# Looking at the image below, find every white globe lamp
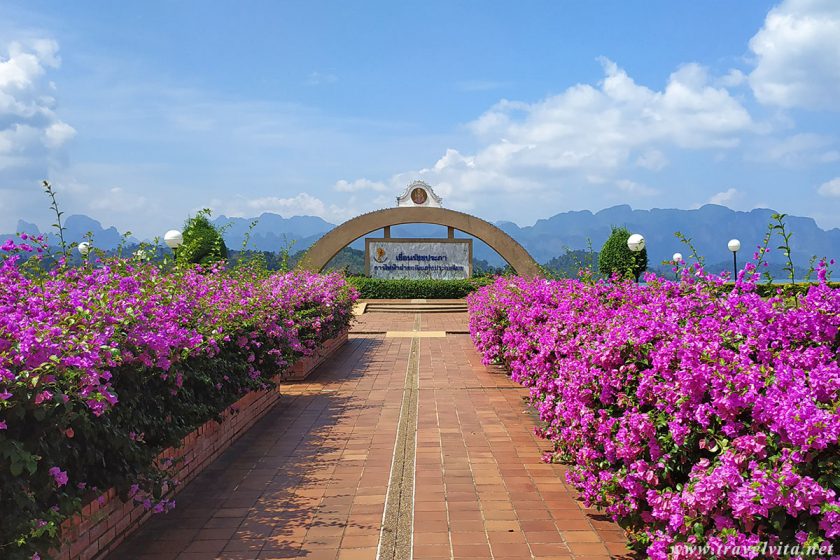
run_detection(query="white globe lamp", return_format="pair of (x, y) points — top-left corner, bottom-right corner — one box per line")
(164, 230), (183, 250)
(627, 233), (645, 252)
(625, 233), (645, 283)
(728, 239), (741, 280)
(672, 252), (683, 280)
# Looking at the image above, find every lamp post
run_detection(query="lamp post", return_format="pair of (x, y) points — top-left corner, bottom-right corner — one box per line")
(728, 239), (741, 281)
(164, 230), (183, 261)
(627, 233), (645, 283)
(77, 241), (90, 266)
(672, 252), (683, 281)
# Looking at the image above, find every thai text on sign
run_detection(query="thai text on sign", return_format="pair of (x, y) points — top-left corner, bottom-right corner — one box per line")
(366, 239), (472, 280)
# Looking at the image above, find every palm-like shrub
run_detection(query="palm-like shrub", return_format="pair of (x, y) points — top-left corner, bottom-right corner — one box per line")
(598, 225), (647, 281)
(177, 209), (228, 266)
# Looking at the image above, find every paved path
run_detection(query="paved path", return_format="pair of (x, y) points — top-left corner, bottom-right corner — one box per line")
(110, 310), (629, 560)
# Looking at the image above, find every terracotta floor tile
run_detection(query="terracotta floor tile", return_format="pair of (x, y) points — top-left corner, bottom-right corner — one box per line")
(531, 542), (574, 556)
(224, 539), (265, 552)
(181, 539), (227, 554)
(336, 547), (378, 559)
(106, 317), (627, 560)
(339, 534), (379, 548)
(451, 543), (492, 557)
(491, 541), (533, 557)
(487, 530), (527, 544)
(567, 541), (611, 555)
(262, 551), (334, 560)
(447, 520), (486, 534)
(413, 543), (452, 558)
(449, 532), (488, 545)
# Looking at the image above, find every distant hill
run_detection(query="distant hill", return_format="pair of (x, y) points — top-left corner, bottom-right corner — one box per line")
(7, 215), (138, 249)
(213, 213), (333, 253)
(498, 204), (840, 269)
(4, 206), (839, 276)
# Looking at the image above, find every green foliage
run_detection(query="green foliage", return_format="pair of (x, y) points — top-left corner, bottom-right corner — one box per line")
(321, 247), (365, 275)
(472, 259), (512, 276)
(598, 226), (647, 281)
(0, 251), (356, 558)
(753, 221), (775, 285)
(771, 213), (795, 286)
(42, 180), (67, 258)
(176, 209), (228, 266)
(543, 247), (599, 279)
(348, 277), (493, 299)
(724, 281), (840, 298)
(278, 237), (296, 272)
(674, 231), (704, 267)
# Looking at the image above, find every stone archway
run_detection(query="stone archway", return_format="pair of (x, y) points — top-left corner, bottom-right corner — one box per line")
(297, 206), (542, 277)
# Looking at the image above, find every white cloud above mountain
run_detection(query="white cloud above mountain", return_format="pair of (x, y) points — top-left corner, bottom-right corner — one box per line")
(210, 192), (356, 223)
(817, 177), (840, 197)
(0, 39), (74, 153)
(0, 38), (76, 229)
(748, 133), (840, 166)
(708, 188), (742, 206)
(748, 0), (840, 110)
(340, 58), (756, 214)
(3, 1), (840, 235)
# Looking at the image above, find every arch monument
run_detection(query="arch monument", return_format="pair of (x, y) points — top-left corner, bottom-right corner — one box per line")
(297, 182), (542, 277)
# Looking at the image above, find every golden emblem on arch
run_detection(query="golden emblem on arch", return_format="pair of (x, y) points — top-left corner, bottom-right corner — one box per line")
(411, 187), (428, 205)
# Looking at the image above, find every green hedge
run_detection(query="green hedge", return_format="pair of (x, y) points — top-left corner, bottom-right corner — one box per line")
(347, 277), (493, 299)
(719, 281), (840, 297)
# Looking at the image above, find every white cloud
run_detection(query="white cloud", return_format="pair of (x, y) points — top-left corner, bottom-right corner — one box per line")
(817, 177), (840, 197)
(43, 121), (76, 148)
(334, 178), (387, 192)
(708, 188), (742, 206)
(465, 59), (751, 169)
(635, 149), (668, 171)
(212, 193), (355, 223)
(0, 124), (40, 155)
(349, 59), (753, 213)
(615, 179), (658, 196)
(305, 71), (338, 86)
(748, 0), (840, 109)
(0, 38), (75, 176)
(89, 186), (149, 213)
(748, 133), (840, 166)
(717, 69), (746, 88)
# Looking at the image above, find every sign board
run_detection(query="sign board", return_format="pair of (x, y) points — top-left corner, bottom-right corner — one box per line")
(365, 238), (472, 280)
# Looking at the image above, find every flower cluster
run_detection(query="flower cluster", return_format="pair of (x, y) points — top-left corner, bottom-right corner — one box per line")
(467, 269), (839, 558)
(0, 240), (356, 559)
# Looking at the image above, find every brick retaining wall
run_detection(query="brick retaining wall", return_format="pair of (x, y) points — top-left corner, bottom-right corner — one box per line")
(55, 329), (348, 560)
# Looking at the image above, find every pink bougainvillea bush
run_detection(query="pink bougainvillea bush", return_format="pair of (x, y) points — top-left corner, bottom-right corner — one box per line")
(468, 268), (839, 559)
(0, 239), (356, 559)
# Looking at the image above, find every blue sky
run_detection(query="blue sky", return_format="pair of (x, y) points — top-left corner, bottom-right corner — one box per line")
(1, 0), (839, 238)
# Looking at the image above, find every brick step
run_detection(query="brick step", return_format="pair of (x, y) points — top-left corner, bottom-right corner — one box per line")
(365, 304), (467, 313)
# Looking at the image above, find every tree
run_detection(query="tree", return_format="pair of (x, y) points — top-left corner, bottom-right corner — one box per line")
(177, 209), (228, 266)
(598, 226), (647, 281)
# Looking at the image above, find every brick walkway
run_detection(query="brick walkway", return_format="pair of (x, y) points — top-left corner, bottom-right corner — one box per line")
(109, 310), (629, 560)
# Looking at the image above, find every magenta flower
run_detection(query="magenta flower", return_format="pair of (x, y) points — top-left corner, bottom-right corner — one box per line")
(467, 270), (840, 555)
(0, 252), (357, 557)
(48, 467), (68, 487)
